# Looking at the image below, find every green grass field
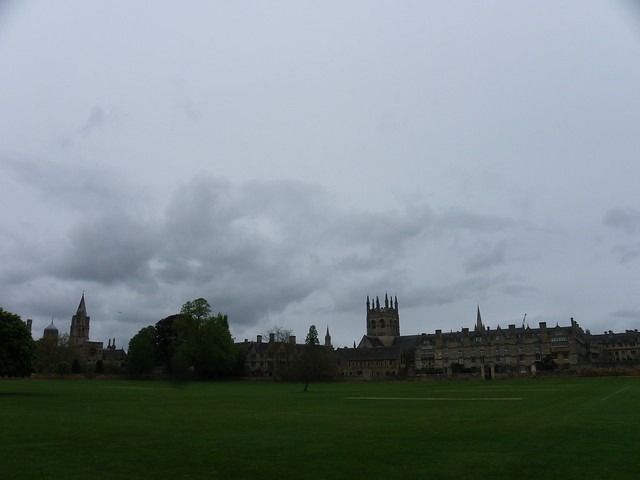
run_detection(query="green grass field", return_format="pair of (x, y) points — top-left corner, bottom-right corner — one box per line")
(1, 377), (638, 479)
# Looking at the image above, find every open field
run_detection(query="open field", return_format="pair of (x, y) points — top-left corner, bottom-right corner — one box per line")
(1, 377), (638, 479)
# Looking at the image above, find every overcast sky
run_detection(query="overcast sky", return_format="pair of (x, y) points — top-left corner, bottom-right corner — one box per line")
(2, 1), (640, 349)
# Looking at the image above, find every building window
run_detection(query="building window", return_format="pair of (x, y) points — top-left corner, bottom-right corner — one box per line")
(551, 336), (568, 348)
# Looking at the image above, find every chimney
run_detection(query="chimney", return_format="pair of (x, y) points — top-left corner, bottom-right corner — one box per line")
(289, 335), (296, 344)
(269, 333), (275, 343)
(257, 335), (262, 343)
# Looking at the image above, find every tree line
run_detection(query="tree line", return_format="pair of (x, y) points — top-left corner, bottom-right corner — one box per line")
(1, 299), (337, 387)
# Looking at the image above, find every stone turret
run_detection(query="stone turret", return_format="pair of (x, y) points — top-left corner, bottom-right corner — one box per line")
(366, 293), (400, 337)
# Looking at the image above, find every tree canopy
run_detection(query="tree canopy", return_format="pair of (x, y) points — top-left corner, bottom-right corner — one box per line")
(0, 308), (36, 377)
(305, 325), (319, 345)
(35, 333), (82, 374)
(128, 326), (157, 375)
(174, 298), (236, 379)
(127, 298), (240, 380)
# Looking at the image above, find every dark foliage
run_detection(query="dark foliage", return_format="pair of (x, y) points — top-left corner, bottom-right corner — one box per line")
(0, 308), (36, 377)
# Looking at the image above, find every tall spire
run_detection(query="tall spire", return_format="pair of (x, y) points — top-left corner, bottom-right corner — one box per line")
(77, 293), (86, 315)
(366, 295), (370, 311)
(324, 326), (332, 348)
(476, 305), (484, 331)
(385, 293), (389, 308)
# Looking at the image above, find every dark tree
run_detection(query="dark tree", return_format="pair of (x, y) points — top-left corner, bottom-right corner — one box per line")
(54, 361), (71, 375)
(0, 308), (36, 377)
(155, 314), (180, 371)
(286, 345), (337, 392)
(305, 325), (319, 345)
(174, 298), (238, 379)
(35, 333), (82, 374)
(128, 326), (157, 375)
(535, 354), (558, 371)
(71, 359), (82, 373)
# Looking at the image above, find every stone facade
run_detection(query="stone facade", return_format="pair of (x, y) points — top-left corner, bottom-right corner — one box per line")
(239, 334), (305, 379)
(334, 296), (614, 380)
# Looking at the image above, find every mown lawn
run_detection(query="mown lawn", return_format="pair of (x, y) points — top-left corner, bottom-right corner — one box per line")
(1, 377), (638, 479)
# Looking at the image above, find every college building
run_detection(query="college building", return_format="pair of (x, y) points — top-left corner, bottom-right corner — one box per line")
(334, 294), (639, 380)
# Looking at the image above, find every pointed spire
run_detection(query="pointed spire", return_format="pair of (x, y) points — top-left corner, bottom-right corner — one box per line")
(394, 296), (398, 310)
(324, 326), (331, 347)
(77, 293), (86, 315)
(375, 296), (380, 309)
(476, 305), (484, 331)
(385, 293), (389, 308)
(366, 295), (370, 311)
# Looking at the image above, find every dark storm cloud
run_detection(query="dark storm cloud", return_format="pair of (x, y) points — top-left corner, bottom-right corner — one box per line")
(49, 212), (161, 286)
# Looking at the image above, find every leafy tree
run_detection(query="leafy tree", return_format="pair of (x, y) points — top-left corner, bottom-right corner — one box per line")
(54, 361), (71, 375)
(305, 325), (319, 345)
(0, 308), (36, 377)
(285, 345), (336, 392)
(535, 354), (558, 372)
(174, 298), (237, 379)
(128, 326), (157, 375)
(265, 325), (294, 343)
(35, 333), (82, 374)
(155, 314), (180, 371)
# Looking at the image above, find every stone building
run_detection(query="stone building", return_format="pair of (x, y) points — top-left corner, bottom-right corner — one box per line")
(47, 293), (127, 373)
(239, 334), (305, 379)
(335, 295), (594, 380)
(335, 294), (419, 379)
(587, 329), (640, 365)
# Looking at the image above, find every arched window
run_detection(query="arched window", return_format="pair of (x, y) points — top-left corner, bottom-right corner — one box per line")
(370, 320), (376, 329)
(380, 319), (385, 328)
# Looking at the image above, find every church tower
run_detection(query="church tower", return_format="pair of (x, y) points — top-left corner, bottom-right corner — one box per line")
(69, 293), (90, 346)
(366, 293), (400, 337)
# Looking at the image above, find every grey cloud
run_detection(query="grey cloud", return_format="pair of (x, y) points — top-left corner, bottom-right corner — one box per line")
(611, 243), (640, 263)
(0, 171), (522, 336)
(50, 212), (161, 287)
(1, 155), (145, 212)
(603, 206), (640, 234)
(464, 242), (507, 273)
(611, 308), (640, 319)
(434, 209), (517, 232)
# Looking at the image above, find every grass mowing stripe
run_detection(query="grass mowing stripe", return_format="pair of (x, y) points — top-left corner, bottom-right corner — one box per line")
(345, 396), (522, 400)
(600, 386), (630, 401)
